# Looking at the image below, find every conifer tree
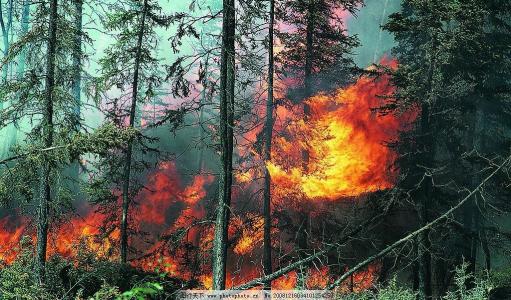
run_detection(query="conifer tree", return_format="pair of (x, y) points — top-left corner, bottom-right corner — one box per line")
(384, 0), (511, 297)
(92, 0), (174, 264)
(0, 0), (136, 284)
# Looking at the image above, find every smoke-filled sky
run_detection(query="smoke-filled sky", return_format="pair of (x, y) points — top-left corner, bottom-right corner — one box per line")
(348, 0), (400, 67)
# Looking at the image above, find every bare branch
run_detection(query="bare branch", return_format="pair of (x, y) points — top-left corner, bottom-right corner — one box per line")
(325, 154), (511, 290)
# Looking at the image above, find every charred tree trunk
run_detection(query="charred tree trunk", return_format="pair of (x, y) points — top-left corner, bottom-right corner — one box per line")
(120, 0), (148, 264)
(263, 0), (275, 290)
(36, 0), (58, 285)
(212, 0), (235, 290)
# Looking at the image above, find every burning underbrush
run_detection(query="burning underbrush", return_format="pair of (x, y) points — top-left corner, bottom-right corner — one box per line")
(0, 60), (414, 292)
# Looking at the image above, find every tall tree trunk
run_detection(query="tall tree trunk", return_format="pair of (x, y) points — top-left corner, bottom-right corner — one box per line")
(262, 0), (275, 290)
(66, 0), (83, 187)
(17, 0), (30, 83)
(0, 0), (12, 88)
(72, 0), (82, 127)
(197, 53), (210, 173)
(8, 0), (30, 148)
(0, 0), (13, 157)
(120, 0), (148, 264)
(36, 0), (58, 285)
(212, 0), (235, 290)
(296, 0), (315, 290)
(416, 36), (439, 299)
(417, 102), (432, 300)
(463, 98), (486, 286)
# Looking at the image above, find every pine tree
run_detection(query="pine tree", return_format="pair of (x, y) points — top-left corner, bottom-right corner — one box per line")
(384, 0), (511, 297)
(36, 0), (58, 284)
(276, 0), (360, 101)
(0, 0), (135, 285)
(92, 0), (175, 264)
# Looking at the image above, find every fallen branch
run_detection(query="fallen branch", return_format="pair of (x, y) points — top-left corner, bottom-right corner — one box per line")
(325, 154), (511, 290)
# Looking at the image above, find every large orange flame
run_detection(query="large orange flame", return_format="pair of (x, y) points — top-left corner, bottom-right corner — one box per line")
(268, 60), (411, 200)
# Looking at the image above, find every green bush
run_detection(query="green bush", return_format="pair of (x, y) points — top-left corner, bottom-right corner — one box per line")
(443, 262), (491, 300)
(0, 237), (54, 300)
(338, 278), (416, 300)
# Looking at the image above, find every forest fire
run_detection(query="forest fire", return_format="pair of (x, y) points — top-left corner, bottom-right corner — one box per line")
(0, 216), (27, 264)
(268, 60), (408, 200)
(0, 0), (505, 297)
(48, 210), (119, 260)
(0, 64), (400, 292)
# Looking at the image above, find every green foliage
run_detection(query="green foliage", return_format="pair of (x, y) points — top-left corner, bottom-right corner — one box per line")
(69, 123), (139, 159)
(0, 123), (136, 209)
(339, 278), (416, 300)
(87, 281), (163, 300)
(118, 282), (163, 300)
(0, 239), (179, 299)
(490, 266), (511, 288)
(443, 262), (491, 300)
(276, 0), (361, 100)
(86, 282), (120, 300)
(0, 238), (54, 300)
(339, 267), (494, 300)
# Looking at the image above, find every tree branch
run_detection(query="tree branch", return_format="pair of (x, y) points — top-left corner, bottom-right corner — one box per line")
(0, 145), (67, 165)
(325, 154), (511, 290)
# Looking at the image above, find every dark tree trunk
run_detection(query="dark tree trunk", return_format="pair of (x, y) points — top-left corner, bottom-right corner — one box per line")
(263, 0), (275, 290)
(197, 53), (210, 173)
(66, 0), (83, 185)
(36, 0), (58, 285)
(212, 0), (235, 290)
(0, 0), (14, 156)
(296, 0), (315, 289)
(417, 102), (432, 299)
(120, 0), (148, 264)
(463, 99), (486, 286)
(416, 38), (438, 299)
(72, 0), (83, 127)
(7, 0), (30, 148)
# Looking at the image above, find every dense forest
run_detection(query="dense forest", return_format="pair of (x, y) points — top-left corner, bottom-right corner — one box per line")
(0, 0), (511, 299)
